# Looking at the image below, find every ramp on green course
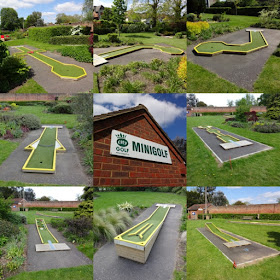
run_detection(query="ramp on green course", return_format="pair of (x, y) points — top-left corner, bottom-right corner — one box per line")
(14, 46), (87, 80)
(206, 222), (239, 242)
(36, 218), (58, 244)
(198, 126), (239, 143)
(194, 31), (268, 55)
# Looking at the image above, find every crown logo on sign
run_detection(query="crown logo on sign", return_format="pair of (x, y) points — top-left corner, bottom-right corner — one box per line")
(116, 133), (126, 139)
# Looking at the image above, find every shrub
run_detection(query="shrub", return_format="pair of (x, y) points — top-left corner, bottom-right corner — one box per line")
(20, 114), (41, 130)
(50, 218), (67, 230)
(187, 21), (210, 38)
(0, 219), (19, 238)
(213, 13), (230, 22)
(65, 217), (93, 238)
(48, 102), (73, 114)
(107, 33), (120, 43)
(28, 25), (72, 43)
(117, 202), (134, 212)
(93, 34), (99, 42)
(175, 32), (183, 39)
(127, 23), (146, 33)
(71, 25), (83, 36)
(253, 123), (280, 133)
(58, 46), (92, 63)
(229, 122), (246, 128)
(49, 35), (90, 45)
(177, 56), (187, 89)
(187, 13), (197, 22)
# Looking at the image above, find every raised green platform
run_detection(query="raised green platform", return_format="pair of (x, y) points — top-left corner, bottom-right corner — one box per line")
(205, 222), (239, 242)
(35, 218), (58, 244)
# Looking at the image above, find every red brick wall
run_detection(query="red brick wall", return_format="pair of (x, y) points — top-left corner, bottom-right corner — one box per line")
(209, 204), (280, 214)
(94, 111), (186, 187)
(0, 94), (72, 102)
(23, 201), (81, 208)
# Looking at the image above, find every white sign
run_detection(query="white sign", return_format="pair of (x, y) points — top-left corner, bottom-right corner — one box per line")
(110, 130), (172, 164)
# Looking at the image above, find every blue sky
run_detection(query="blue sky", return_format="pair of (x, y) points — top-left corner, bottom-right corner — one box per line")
(187, 187), (280, 205)
(0, 0), (84, 23)
(93, 94), (186, 140)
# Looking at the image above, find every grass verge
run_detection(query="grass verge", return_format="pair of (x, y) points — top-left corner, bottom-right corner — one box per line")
(0, 140), (19, 165)
(15, 79), (47, 94)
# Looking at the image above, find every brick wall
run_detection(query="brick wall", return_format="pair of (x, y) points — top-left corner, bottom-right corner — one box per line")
(0, 94), (72, 102)
(94, 110), (186, 187)
(23, 201), (81, 208)
(209, 204), (280, 214)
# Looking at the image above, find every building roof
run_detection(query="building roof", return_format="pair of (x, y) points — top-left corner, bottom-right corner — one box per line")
(12, 198), (26, 204)
(93, 5), (104, 12)
(93, 104), (186, 163)
(188, 203), (213, 211)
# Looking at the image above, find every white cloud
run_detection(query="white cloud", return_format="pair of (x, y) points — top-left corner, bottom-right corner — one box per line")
(233, 191), (280, 204)
(93, 104), (111, 115)
(42, 11), (57, 23)
(25, 0), (54, 3)
(54, 1), (83, 13)
(42, 12), (56, 16)
(225, 187), (243, 189)
(94, 94), (185, 128)
(93, 0), (113, 7)
(0, 0), (33, 9)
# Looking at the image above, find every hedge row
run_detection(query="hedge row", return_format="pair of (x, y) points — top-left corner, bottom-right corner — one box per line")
(198, 213), (280, 220)
(20, 207), (78, 211)
(49, 35), (90, 45)
(205, 6), (271, 16)
(29, 26), (72, 43)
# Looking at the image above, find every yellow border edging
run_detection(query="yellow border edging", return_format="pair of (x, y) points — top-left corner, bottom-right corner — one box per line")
(35, 218), (58, 244)
(206, 222), (239, 242)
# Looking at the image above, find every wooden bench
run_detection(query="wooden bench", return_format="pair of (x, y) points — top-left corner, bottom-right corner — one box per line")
(243, 216), (254, 220)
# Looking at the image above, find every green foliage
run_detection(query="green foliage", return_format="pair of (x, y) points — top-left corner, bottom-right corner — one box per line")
(74, 201), (93, 218)
(48, 102), (73, 114)
(0, 8), (21, 30)
(28, 25), (72, 43)
(253, 123), (280, 133)
(213, 13), (230, 22)
(107, 33), (120, 43)
(235, 99), (251, 122)
(50, 218), (67, 231)
(25, 11), (44, 28)
(112, 0), (127, 35)
(186, 13), (197, 22)
(175, 32), (183, 39)
(117, 202), (134, 212)
(58, 46), (92, 63)
(266, 93), (280, 120)
(0, 41), (8, 64)
(0, 197), (12, 220)
(20, 114), (41, 129)
(49, 35), (90, 45)
(65, 217), (93, 238)
(0, 219), (19, 238)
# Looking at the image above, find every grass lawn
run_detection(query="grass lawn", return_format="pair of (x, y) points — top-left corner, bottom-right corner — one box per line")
(16, 211), (74, 224)
(201, 14), (260, 29)
(10, 105), (78, 129)
(187, 115), (280, 186)
(0, 139), (19, 165)
(187, 219), (280, 280)
(7, 265), (93, 280)
(15, 79), (47, 94)
(99, 32), (186, 50)
(187, 61), (247, 92)
(254, 55), (280, 93)
(94, 191), (186, 211)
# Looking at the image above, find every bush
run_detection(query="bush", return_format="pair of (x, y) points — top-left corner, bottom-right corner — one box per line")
(187, 13), (197, 22)
(187, 21), (210, 38)
(93, 34), (99, 42)
(49, 35), (90, 45)
(20, 114), (41, 130)
(213, 13), (230, 22)
(58, 46), (92, 63)
(65, 217), (93, 238)
(229, 121), (247, 128)
(175, 32), (183, 39)
(253, 123), (280, 133)
(48, 102), (73, 114)
(28, 25), (72, 43)
(50, 218), (67, 230)
(107, 33), (120, 43)
(0, 219), (19, 238)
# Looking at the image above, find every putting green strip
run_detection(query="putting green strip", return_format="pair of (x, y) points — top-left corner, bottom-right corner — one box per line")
(194, 31), (268, 55)
(199, 126), (239, 143)
(114, 206), (170, 246)
(22, 127), (66, 173)
(35, 218), (58, 244)
(99, 44), (184, 59)
(206, 223), (239, 242)
(14, 46), (87, 80)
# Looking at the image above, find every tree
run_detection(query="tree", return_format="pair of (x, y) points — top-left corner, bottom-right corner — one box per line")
(172, 136), (186, 160)
(101, 8), (113, 21)
(277, 198), (280, 203)
(0, 195), (12, 220)
(266, 93), (280, 120)
(56, 13), (83, 24)
(0, 8), (21, 31)
(197, 101), (207, 107)
(187, 0), (206, 16)
(24, 188), (36, 201)
(258, 93), (271, 106)
(81, 187), (94, 201)
(187, 94), (198, 107)
(235, 94), (255, 122)
(186, 190), (203, 207)
(112, 0), (127, 36)
(83, 0), (93, 21)
(25, 11), (44, 28)
(233, 200), (247, 205)
(172, 0), (186, 22)
(227, 100), (234, 107)
(196, 187), (216, 203)
(37, 196), (51, 201)
(212, 191), (229, 206)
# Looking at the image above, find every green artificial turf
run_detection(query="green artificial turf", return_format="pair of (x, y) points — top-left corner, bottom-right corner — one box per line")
(120, 207), (169, 243)
(187, 115), (280, 186)
(0, 140), (19, 165)
(15, 79), (47, 94)
(187, 61), (247, 93)
(195, 31), (266, 54)
(187, 219), (280, 280)
(25, 127), (56, 170)
(36, 219), (57, 244)
(7, 265), (93, 280)
(16, 46), (86, 78)
(205, 222), (239, 242)
(94, 191), (186, 211)
(205, 127), (239, 142)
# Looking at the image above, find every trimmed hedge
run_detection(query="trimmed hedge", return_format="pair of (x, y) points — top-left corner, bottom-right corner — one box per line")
(49, 35), (90, 45)
(20, 207), (78, 211)
(28, 26), (72, 43)
(198, 213), (280, 220)
(205, 6), (271, 16)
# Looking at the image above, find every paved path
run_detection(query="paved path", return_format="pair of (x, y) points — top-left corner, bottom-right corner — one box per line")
(9, 45), (93, 94)
(187, 28), (280, 91)
(27, 224), (92, 271)
(0, 127), (89, 185)
(94, 204), (182, 280)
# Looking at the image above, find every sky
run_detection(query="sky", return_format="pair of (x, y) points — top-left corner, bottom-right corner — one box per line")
(24, 187), (84, 201)
(94, 0), (113, 7)
(193, 93), (262, 107)
(93, 93), (186, 140)
(0, 0), (84, 23)
(188, 187), (280, 205)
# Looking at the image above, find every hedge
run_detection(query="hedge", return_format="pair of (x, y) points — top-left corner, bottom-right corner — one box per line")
(28, 26), (72, 43)
(198, 213), (280, 220)
(20, 207), (78, 211)
(205, 6), (271, 16)
(49, 35), (90, 45)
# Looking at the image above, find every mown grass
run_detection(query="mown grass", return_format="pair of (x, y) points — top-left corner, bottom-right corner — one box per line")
(187, 219), (280, 280)
(11, 105), (78, 129)
(15, 79), (47, 94)
(187, 61), (247, 93)
(0, 139), (19, 165)
(7, 265), (93, 280)
(16, 211), (74, 224)
(94, 191), (186, 211)
(99, 32), (186, 50)
(187, 115), (280, 186)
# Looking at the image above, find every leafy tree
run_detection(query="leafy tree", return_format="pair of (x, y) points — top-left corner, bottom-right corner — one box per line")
(56, 13), (83, 24)
(227, 100), (234, 107)
(83, 0), (93, 21)
(233, 200), (247, 205)
(101, 8), (113, 21)
(37, 196), (51, 201)
(187, 0), (206, 16)
(81, 187), (94, 201)
(24, 188), (36, 201)
(112, 0), (127, 36)
(74, 201), (93, 218)
(0, 195), (12, 220)
(258, 93), (271, 106)
(212, 191), (229, 206)
(0, 41), (8, 64)
(196, 187), (216, 203)
(187, 94), (198, 107)
(25, 11), (44, 28)
(235, 94), (255, 122)
(266, 93), (280, 120)
(0, 8), (21, 30)
(197, 101), (207, 107)
(186, 190), (202, 207)
(172, 136), (186, 160)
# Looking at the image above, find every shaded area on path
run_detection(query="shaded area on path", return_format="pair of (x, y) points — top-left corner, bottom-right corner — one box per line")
(187, 28), (280, 91)
(94, 203), (182, 280)
(27, 224), (92, 271)
(0, 127), (89, 185)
